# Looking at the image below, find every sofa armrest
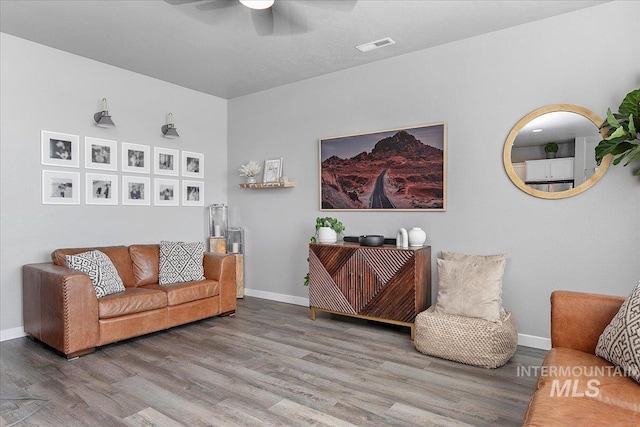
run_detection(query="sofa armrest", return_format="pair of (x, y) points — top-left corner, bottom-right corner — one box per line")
(23, 263), (99, 357)
(203, 253), (236, 314)
(550, 290), (625, 354)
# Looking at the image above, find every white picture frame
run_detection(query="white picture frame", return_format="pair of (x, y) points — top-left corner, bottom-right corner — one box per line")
(86, 173), (118, 205)
(263, 157), (283, 183)
(121, 142), (150, 174)
(85, 137), (117, 171)
(122, 176), (151, 206)
(182, 180), (204, 206)
(41, 130), (79, 168)
(154, 178), (179, 206)
(42, 170), (80, 204)
(181, 151), (204, 179)
(154, 147), (179, 176)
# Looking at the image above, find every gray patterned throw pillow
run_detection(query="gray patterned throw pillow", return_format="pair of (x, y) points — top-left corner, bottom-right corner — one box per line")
(159, 240), (205, 285)
(66, 250), (125, 298)
(595, 280), (640, 383)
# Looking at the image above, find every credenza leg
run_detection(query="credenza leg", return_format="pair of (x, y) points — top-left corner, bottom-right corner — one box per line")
(310, 307), (316, 321)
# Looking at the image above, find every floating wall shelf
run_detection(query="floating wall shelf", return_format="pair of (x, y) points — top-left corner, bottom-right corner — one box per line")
(239, 182), (295, 189)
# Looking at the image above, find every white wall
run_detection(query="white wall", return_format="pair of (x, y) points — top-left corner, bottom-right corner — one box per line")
(228, 1), (640, 347)
(0, 34), (228, 339)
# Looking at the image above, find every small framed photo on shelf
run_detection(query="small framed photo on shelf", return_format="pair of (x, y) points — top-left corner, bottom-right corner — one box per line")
(122, 176), (151, 206)
(182, 151), (204, 179)
(85, 137), (117, 171)
(122, 142), (150, 174)
(86, 173), (118, 205)
(263, 157), (283, 183)
(154, 178), (179, 206)
(182, 180), (204, 206)
(41, 130), (79, 168)
(154, 147), (179, 176)
(42, 170), (80, 205)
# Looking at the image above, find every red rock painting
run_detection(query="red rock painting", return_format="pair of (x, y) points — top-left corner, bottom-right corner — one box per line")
(320, 124), (445, 210)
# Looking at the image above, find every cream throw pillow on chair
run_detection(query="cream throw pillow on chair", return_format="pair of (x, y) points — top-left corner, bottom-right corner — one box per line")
(434, 257), (506, 323)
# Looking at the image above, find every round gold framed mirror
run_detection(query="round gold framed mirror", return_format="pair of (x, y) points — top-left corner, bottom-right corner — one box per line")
(503, 104), (612, 199)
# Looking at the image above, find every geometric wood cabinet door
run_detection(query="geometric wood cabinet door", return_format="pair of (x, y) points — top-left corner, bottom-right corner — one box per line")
(308, 243), (431, 339)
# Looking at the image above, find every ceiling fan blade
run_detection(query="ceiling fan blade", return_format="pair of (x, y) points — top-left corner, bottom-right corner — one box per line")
(250, 8), (274, 36)
(196, 0), (238, 11)
(268, 2), (309, 36)
(164, 0), (204, 5)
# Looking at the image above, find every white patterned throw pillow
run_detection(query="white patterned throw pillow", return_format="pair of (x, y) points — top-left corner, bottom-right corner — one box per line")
(159, 240), (205, 285)
(66, 250), (125, 298)
(595, 280), (640, 383)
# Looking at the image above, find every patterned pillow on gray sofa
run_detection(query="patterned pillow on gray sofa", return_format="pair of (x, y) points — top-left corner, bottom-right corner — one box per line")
(159, 240), (205, 285)
(66, 250), (125, 298)
(595, 280), (640, 383)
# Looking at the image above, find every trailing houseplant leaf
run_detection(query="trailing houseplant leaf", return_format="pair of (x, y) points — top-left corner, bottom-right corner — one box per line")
(595, 89), (640, 176)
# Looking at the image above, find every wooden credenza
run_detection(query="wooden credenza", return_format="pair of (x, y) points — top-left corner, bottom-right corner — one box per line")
(308, 243), (431, 339)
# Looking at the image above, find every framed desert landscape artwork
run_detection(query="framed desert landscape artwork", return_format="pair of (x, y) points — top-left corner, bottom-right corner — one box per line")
(319, 123), (446, 211)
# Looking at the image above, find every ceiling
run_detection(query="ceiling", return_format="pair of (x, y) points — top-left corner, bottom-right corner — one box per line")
(0, 0), (608, 99)
(514, 112), (600, 147)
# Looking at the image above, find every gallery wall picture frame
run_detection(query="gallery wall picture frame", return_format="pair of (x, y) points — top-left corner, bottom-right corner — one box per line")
(121, 142), (150, 174)
(154, 147), (179, 176)
(85, 137), (117, 171)
(41, 130), (80, 168)
(154, 178), (179, 206)
(182, 180), (204, 206)
(86, 173), (119, 205)
(42, 170), (80, 205)
(263, 158), (283, 183)
(122, 176), (151, 206)
(319, 122), (447, 211)
(182, 151), (204, 179)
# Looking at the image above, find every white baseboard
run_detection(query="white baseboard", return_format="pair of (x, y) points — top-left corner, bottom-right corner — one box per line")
(517, 333), (551, 350)
(0, 326), (26, 342)
(243, 288), (309, 307)
(243, 289), (551, 350)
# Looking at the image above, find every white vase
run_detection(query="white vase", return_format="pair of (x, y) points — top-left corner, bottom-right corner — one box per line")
(396, 228), (408, 249)
(408, 227), (426, 247)
(246, 176), (257, 184)
(317, 227), (337, 244)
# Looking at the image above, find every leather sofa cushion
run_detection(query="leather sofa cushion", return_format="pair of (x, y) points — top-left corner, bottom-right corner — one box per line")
(52, 246), (136, 287)
(142, 280), (219, 306)
(98, 288), (167, 319)
(538, 348), (640, 412)
(523, 387), (640, 426)
(129, 244), (160, 286)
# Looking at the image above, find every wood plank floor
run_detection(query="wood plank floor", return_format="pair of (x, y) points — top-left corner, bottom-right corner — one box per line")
(1, 297), (545, 426)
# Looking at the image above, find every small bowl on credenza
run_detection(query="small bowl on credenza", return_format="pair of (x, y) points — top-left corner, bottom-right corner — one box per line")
(358, 235), (385, 247)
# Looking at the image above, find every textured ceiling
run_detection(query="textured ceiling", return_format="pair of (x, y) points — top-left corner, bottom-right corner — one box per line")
(0, 0), (608, 99)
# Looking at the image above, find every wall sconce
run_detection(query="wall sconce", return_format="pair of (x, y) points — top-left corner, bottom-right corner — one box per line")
(94, 98), (115, 127)
(161, 113), (179, 139)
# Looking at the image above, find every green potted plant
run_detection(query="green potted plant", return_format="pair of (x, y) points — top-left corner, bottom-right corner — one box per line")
(304, 217), (345, 286)
(544, 142), (559, 159)
(313, 217), (345, 244)
(595, 88), (640, 176)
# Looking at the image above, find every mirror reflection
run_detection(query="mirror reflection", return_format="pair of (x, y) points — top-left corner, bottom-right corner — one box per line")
(503, 105), (611, 199)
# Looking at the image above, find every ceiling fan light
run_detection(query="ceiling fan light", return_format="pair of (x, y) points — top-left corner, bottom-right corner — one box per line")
(239, 0), (274, 10)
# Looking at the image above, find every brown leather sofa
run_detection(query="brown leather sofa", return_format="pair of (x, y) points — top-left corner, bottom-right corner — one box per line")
(523, 291), (640, 426)
(23, 244), (236, 358)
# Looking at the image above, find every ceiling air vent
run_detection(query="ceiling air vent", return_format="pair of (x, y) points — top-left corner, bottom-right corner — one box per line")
(355, 37), (396, 53)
